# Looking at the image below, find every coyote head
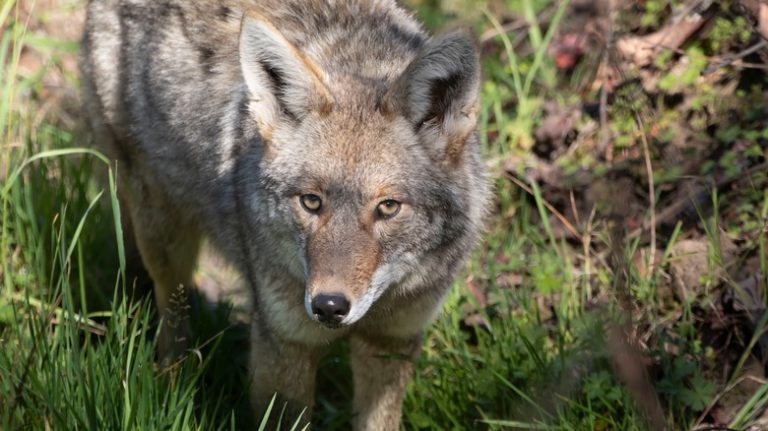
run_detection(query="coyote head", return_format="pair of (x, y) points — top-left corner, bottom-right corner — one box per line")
(239, 13), (484, 328)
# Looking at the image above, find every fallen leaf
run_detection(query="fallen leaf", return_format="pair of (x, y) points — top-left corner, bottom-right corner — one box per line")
(617, 14), (708, 66)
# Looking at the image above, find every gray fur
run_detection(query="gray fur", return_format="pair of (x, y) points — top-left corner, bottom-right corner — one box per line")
(80, 0), (490, 429)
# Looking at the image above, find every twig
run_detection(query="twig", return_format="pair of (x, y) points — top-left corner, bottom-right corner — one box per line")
(480, 4), (559, 45)
(504, 172), (580, 239)
(8, 292), (107, 334)
(569, 189), (581, 226)
(727, 61), (768, 69)
(694, 373), (768, 428)
(479, 18), (528, 44)
(704, 39), (768, 74)
(599, 0), (617, 161)
(583, 205), (597, 300)
(627, 161), (768, 240)
(600, 63), (611, 161)
(635, 112), (657, 275)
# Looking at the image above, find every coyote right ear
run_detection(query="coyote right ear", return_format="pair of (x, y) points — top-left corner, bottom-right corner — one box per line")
(239, 14), (333, 133)
(385, 31), (480, 164)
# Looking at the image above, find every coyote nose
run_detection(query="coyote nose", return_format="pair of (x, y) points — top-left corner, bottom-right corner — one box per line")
(311, 293), (350, 324)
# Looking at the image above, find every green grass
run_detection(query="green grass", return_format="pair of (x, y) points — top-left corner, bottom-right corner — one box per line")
(3, 0), (768, 429)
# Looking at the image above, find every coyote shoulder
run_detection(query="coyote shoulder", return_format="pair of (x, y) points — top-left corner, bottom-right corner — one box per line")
(81, 0), (489, 428)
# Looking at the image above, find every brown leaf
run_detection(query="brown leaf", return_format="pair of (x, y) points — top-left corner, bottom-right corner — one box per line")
(617, 15), (708, 66)
(549, 32), (588, 70)
(464, 276), (487, 307)
(759, 3), (768, 40)
(496, 272), (523, 288)
(534, 104), (582, 155)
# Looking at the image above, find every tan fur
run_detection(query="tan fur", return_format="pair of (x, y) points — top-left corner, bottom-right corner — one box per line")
(80, 1), (489, 429)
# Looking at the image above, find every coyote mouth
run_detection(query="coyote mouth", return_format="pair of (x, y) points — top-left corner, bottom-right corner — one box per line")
(306, 311), (347, 329)
(317, 320), (344, 330)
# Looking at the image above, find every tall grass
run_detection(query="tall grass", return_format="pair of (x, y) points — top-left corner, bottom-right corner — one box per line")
(1, 2), (236, 429)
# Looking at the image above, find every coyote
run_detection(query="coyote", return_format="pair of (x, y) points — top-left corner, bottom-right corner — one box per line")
(81, 0), (489, 428)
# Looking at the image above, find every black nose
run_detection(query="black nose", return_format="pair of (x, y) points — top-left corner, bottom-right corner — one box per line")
(311, 293), (350, 324)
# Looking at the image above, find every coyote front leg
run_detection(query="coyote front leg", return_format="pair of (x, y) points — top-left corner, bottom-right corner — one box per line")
(351, 333), (422, 431)
(125, 190), (200, 362)
(249, 321), (324, 427)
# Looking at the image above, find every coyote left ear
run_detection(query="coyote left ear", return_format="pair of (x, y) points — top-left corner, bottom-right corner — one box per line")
(385, 31), (480, 163)
(239, 13), (333, 135)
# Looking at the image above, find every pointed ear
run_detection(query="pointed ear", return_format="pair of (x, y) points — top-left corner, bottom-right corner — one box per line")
(385, 31), (480, 163)
(239, 13), (333, 133)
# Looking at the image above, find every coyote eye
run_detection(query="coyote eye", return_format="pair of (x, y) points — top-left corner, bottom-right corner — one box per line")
(300, 194), (322, 213)
(376, 200), (401, 219)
